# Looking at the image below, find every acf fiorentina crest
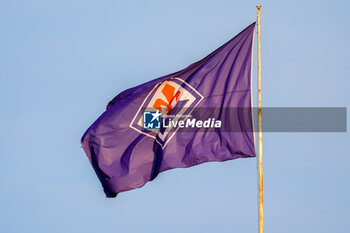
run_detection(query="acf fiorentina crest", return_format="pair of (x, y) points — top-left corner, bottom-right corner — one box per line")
(129, 77), (203, 148)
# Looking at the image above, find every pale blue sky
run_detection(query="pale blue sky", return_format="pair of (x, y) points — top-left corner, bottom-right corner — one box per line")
(1, 1), (349, 232)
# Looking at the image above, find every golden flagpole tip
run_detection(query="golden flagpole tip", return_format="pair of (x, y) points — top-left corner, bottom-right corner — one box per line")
(256, 5), (261, 9)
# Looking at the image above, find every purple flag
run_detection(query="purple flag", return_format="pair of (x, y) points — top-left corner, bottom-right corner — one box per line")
(81, 23), (256, 197)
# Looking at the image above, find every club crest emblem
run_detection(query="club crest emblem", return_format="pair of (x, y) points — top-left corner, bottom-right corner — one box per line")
(129, 77), (203, 148)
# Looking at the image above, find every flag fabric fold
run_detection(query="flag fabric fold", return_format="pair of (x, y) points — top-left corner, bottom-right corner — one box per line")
(81, 22), (256, 197)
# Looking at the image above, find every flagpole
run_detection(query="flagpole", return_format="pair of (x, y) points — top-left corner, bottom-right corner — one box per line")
(256, 4), (264, 233)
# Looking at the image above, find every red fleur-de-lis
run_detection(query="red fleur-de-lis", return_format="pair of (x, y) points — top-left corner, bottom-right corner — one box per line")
(153, 84), (180, 114)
